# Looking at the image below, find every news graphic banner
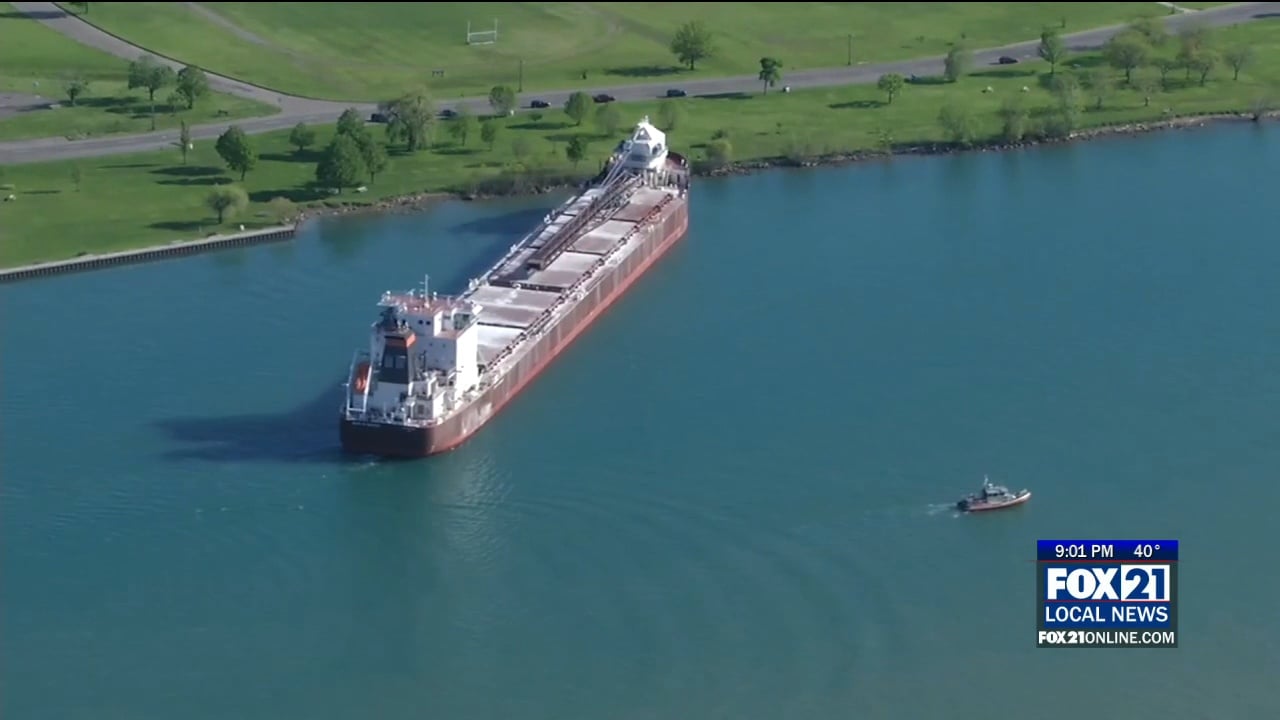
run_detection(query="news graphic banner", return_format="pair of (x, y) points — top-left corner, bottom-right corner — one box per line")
(1036, 540), (1178, 649)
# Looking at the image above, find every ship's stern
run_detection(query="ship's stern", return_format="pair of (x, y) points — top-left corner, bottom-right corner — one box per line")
(339, 417), (437, 458)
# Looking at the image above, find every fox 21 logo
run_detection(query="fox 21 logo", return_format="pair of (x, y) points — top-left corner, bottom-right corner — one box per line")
(1045, 565), (1172, 601)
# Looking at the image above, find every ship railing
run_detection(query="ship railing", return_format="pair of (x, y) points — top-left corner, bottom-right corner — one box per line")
(479, 193), (678, 379)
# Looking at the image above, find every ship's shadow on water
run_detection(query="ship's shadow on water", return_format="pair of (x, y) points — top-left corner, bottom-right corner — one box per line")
(448, 205), (561, 280)
(450, 206), (554, 237)
(153, 204), (565, 465)
(152, 384), (364, 465)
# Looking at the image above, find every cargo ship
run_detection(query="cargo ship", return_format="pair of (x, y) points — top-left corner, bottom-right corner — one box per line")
(339, 116), (690, 457)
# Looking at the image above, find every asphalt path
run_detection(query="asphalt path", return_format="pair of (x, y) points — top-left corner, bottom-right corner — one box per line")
(2, 1), (1277, 165)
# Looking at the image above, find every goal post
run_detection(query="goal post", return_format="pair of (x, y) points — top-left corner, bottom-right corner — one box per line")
(466, 19), (499, 46)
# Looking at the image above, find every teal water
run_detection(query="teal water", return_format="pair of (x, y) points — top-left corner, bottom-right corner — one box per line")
(3, 124), (1278, 719)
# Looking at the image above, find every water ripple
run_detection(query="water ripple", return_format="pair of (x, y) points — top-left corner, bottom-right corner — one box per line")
(489, 465), (911, 716)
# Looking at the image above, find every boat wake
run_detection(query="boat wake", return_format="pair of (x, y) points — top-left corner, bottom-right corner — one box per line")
(925, 502), (961, 518)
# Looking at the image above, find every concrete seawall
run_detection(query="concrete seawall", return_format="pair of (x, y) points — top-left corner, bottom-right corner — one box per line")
(0, 224), (298, 283)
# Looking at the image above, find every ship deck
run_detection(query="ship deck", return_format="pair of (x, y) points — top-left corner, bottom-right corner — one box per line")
(469, 184), (679, 367)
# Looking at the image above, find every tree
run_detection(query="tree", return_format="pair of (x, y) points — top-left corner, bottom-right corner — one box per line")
(70, 164), (83, 192)
(670, 21), (714, 70)
(381, 92), (434, 151)
(876, 73), (905, 104)
(656, 100), (683, 131)
(1047, 74), (1083, 136)
(347, 127), (388, 183)
(175, 65), (209, 109)
(1175, 26), (1212, 82)
(66, 1), (88, 13)
(1038, 29), (1066, 76)
(1189, 53), (1217, 86)
(266, 196), (297, 224)
(996, 97), (1030, 143)
(488, 85), (516, 116)
(480, 120), (501, 150)
(1224, 46), (1254, 81)
(1177, 24), (1211, 55)
(205, 185), (248, 224)
(943, 45), (971, 83)
(1133, 76), (1160, 107)
(448, 110), (478, 146)
(1080, 69), (1112, 110)
(937, 104), (975, 145)
(172, 120), (192, 165)
(214, 125), (257, 181)
(758, 57), (782, 95)
(564, 91), (592, 126)
(362, 139), (388, 184)
(594, 103), (622, 135)
(63, 76), (89, 106)
(127, 55), (175, 128)
(705, 138), (732, 168)
(336, 108), (364, 138)
(1103, 33), (1149, 84)
(1153, 57), (1177, 88)
(565, 135), (589, 168)
(127, 56), (175, 104)
(315, 134), (366, 191)
(1130, 16), (1168, 47)
(289, 122), (316, 155)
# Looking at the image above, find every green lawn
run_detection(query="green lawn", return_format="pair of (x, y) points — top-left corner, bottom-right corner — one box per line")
(61, 2), (1183, 101)
(0, 2), (276, 141)
(2, 18), (1278, 269)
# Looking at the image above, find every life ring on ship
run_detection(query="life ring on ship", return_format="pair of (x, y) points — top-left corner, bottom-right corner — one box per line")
(352, 362), (371, 393)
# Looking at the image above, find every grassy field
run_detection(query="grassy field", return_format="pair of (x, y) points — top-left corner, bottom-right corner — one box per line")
(58, 2), (1198, 101)
(0, 3), (275, 141)
(2, 17), (1277, 269)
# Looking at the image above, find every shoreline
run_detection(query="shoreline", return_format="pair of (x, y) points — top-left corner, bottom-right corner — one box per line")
(2, 110), (1275, 283)
(0, 224), (296, 283)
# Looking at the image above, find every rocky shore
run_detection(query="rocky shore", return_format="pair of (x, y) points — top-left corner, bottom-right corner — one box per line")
(700, 110), (1280, 177)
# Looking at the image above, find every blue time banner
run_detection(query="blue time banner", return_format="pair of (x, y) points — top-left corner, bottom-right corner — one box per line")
(1037, 540), (1178, 562)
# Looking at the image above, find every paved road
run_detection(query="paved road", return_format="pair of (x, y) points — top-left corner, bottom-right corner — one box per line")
(3, 1), (1277, 165)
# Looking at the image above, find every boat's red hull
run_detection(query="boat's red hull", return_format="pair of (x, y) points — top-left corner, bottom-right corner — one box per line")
(339, 193), (689, 458)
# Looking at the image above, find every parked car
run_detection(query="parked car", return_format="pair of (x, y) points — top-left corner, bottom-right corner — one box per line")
(439, 108), (457, 119)
(369, 112), (388, 123)
(530, 99), (551, 108)
(593, 93), (616, 103)
(665, 88), (687, 98)
(997, 56), (1019, 65)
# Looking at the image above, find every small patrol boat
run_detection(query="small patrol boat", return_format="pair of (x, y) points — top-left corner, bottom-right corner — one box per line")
(956, 475), (1031, 513)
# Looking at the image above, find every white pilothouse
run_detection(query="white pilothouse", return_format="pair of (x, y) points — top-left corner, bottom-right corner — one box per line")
(344, 280), (483, 427)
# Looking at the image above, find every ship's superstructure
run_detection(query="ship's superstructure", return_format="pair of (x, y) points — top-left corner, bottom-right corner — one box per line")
(340, 116), (690, 457)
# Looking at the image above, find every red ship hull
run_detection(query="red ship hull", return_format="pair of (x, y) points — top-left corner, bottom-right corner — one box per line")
(339, 192), (689, 458)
